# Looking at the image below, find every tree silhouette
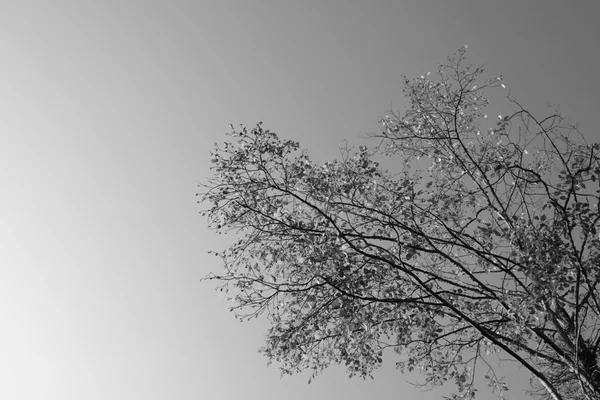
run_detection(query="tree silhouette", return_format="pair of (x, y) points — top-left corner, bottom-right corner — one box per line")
(199, 48), (600, 400)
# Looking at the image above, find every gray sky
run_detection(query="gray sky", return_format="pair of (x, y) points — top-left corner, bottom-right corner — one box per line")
(1, 1), (599, 399)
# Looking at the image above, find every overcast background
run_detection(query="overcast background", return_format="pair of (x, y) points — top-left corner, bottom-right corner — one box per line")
(1, 1), (599, 399)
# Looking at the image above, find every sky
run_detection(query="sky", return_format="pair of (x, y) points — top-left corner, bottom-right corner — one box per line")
(1, 1), (599, 399)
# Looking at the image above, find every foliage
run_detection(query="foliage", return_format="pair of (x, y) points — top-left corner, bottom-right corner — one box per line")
(199, 47), (600, 400)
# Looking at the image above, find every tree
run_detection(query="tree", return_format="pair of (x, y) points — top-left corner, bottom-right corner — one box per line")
(199, 47), (600, 400)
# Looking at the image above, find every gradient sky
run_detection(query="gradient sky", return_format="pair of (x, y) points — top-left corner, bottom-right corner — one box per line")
(2, 1), (599, 399)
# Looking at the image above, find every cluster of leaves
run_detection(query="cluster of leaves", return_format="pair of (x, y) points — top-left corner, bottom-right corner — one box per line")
(199, 48), (600, 400)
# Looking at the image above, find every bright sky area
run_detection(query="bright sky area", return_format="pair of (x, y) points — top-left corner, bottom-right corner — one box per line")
(1, 1), (599, 399)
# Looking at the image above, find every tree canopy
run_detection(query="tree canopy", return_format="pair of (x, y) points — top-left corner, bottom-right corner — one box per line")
(199, 47), (600, 400)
